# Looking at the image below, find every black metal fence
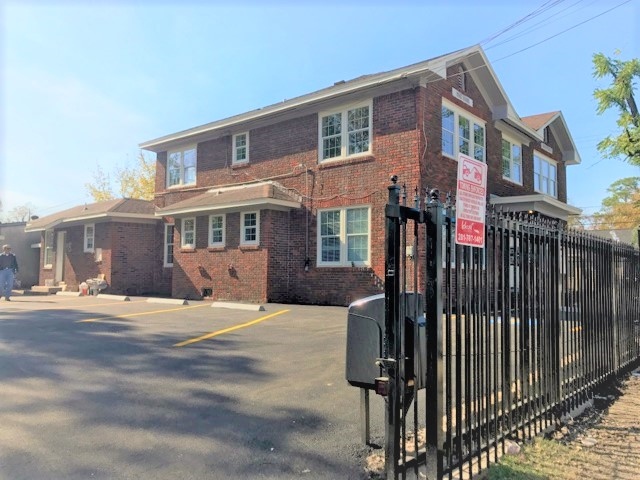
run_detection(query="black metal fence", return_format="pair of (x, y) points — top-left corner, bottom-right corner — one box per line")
(381, 178), (640, 479)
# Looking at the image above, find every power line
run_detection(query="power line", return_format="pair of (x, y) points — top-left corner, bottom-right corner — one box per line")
(492, 0), (633, 63)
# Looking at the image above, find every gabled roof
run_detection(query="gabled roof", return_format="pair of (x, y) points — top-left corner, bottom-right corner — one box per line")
(25, 198), (158, 232)
(140, 45), (548, 153)
(156, 181), (301, 217)
(521, 111), (581, 165)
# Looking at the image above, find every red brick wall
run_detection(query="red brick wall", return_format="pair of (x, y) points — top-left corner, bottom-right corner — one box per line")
(154, 74), (570, 305)
(37, 222), (169, 296)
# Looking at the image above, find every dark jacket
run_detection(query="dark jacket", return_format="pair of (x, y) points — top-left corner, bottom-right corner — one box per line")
(0, 252), (18, 273)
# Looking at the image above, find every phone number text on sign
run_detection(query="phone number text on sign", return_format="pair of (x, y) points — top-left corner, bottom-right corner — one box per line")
(455, 154), (487, 248)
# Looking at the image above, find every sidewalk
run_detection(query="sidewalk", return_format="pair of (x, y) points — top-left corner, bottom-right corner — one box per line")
(561, 370), (640, 479)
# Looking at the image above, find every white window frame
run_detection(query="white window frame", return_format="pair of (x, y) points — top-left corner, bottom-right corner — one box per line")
(441, 100), (486, 162)
(164, 224), (175, 267)
(208, 214), (226, 247)
(533, 153), (557, 198)
(44, 229), (54, 267)
(318, 100), (372, 163)
(501, 136), (523, 185)
(240, 211), (260, 246)
(317, 206), (371, 267)
(84, 224), (95, 253)
(232, 133), (249, 164)
(167, 146), (197, 188)
(181, 217), (196, 249)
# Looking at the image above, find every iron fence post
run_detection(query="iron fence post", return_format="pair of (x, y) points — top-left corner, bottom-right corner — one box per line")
(425, 190), (444, 479)
(385, 176), (402, 479)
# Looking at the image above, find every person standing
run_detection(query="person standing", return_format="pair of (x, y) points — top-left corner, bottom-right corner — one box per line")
(0, 244), (19, 301)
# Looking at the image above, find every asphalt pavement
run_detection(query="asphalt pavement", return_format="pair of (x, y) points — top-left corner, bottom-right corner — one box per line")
(0, 295), (386, 480)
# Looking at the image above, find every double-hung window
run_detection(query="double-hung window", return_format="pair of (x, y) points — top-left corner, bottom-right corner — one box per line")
(441, 101), (486, 162)
(319, 102), (371, 162)
(241, 211), (259, 246)
(534, 154), (557, 197)
(181, 218), (196, 248)
(233, 133), (249, 164)
(209, 214), (225, 247)
(44, 229), (54, 267)
(501, 138), (522, 184)
(84, 224), (95, 252)
(164, 224), (175, 267)
(167, 146), (197, 187)
(317, 206), (370, 267)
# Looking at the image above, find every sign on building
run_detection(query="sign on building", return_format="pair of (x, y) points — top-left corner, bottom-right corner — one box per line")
(455, 153), (487, 248)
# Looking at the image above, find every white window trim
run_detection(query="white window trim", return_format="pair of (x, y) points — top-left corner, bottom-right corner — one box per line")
(441, 99), (486, 162)
(240, 211), (260, 246)
(181, 217), (196, 249)
(84, 223), (95, 253)
(164, 224), (175, 267)
(44, 229), (54, 268)
(317, 206), (371, 267)
(167, 145), (197, 188)
(318, 100), (372, 163)
(208, 214), (226, 247)
(501, 136), (523, 185)
(533, 152), (558, 198)
(232, 132), (249, 164)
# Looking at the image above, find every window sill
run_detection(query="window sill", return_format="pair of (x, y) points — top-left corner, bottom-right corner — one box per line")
(44, 265), (53, 270)
(318, 155), (374, 169)
(231, 162), (250, 169)
(180, 247), (196, 253)
(239, 244), (260, 251)
(167, 183), (197, 190)
(502, 176), (523, 186)
(207, 246), (226, 252)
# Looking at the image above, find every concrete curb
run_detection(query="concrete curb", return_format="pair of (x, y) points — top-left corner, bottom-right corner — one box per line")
(146, 298), (189, 305)
(96, 294), (131, 301)
(56, 291), (82, 297)
(211, 301), (265, 311)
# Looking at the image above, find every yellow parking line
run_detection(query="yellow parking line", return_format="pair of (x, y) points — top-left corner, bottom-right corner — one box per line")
(78, 303), (211, 323)
(174, 309), (290, 347)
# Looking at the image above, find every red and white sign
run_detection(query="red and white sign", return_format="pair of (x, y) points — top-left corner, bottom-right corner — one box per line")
(455, 153), (487, 248)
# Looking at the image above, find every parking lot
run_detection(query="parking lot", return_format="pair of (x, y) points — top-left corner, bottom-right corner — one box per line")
(0, 295), (385, 480)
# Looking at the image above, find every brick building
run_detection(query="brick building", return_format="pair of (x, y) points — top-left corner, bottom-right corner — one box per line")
(25, 199), (170, 296)
(136, 44), (580, 306)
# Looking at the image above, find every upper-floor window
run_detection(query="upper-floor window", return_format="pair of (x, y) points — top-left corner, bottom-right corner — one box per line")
(319, 102), (372, 162)
(164, 224), (174, 267)
(441, 101), (485, 162)
(534, 153), (557, 197)
(181, 218), (196, 248)
(241, 211), (259, 246)
(84, 224), (95, 252)
(209, 214), (226, 247)
(168, 146), (197, 187)
(233, 133), (249, 164)
(501, 138), (522, 184)
(317, 206), (370, 267)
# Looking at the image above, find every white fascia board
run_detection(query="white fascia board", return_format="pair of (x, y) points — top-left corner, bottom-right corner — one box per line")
(156, 198), (301, 217)
(490, 194), (582, 216)
(24, 219), (63, 232)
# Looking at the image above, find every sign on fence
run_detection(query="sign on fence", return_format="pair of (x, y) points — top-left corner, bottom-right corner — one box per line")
(455, 153), (487, 248)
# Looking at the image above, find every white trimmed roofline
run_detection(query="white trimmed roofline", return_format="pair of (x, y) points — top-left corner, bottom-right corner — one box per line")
(25, 213), (158, 232)
(156, 198), (301, 217)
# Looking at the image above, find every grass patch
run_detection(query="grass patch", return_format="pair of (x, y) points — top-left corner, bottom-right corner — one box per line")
(487, 438), (587, 480)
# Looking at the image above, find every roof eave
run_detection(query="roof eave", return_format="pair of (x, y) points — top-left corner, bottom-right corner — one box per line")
(156, 198), (302, 217)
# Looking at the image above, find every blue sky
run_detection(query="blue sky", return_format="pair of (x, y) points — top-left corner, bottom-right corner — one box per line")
(1, 0), (639, 227)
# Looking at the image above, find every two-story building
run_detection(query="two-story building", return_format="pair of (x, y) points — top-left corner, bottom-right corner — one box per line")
(140, 45), (581, 306)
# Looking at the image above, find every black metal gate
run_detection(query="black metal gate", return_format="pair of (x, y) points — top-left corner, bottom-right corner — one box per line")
(381, 177), (640, 479)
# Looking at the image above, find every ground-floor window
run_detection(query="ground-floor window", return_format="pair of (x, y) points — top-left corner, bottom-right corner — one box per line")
(164, 224), (175, 266)
(317, 206), (370, 267)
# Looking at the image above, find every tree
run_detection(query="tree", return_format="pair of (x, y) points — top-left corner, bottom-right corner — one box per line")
(591, 177), (640, 243)
(592, 52), (640, 164)
(86, 152), (156, 202)
(4, 203), (37, 222)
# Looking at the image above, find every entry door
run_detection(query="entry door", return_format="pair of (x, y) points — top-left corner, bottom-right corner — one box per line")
(55, 231), (66, 284)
